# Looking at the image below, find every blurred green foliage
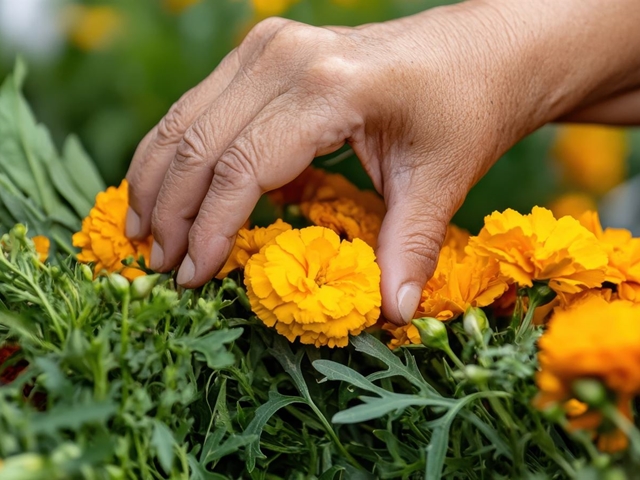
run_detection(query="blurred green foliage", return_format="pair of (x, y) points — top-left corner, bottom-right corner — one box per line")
(1, 0), (638, 233)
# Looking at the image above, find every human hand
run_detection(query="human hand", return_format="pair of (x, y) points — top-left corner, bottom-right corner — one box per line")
(125, 0), (640, 325)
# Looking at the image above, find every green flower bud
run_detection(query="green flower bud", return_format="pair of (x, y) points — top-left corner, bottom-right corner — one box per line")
(11, 224), (27, 240)
(412, 317), (449, 351)
(572, 378), (608, 408)
(130, 274), (160, 300)
(108, 273), (130, 298)
(80, 264), (94, 282)
(526, 282), (557, 307)
(463, 307), (489, 342)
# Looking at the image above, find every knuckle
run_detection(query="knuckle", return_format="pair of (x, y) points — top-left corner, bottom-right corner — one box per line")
(245, 17), (291, 45)
(175, 122), (211, 169)
(212, 142), (258, 191)
(156, 100), (191, 145)
(304, 52), (355, 89)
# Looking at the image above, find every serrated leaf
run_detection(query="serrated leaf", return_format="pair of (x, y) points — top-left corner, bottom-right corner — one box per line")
(313, 359), (391, 397)
(175, 328), (243, 369)
(152, 420), (176, 474)
(242, 391), (305, 472)
(32, 401), (117, 434)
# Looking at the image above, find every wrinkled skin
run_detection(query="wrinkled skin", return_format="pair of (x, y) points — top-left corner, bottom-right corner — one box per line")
(126, 0), (640, 325)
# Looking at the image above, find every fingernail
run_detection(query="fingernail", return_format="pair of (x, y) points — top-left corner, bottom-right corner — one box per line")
(125, 207), (140, 238)
(397, 283), (422, 324)
(177, 254), (195, 285)
(149, 241), (164, 270)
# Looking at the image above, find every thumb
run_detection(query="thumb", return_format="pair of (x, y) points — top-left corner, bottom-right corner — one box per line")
(376, 164), (460, 325)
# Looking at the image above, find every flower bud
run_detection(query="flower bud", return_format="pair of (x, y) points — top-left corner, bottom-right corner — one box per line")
(526, 282), (556, 307)
(572, 378), (608, 408)
(108, 273), (130, 298)
(80, 264), (94, 282)
(463, 307), (489, 342)
(412, 317), (449, 351)
(11, 224), (27, 240)
(130, 274), (160, 300)
(463, 365), (492, 384)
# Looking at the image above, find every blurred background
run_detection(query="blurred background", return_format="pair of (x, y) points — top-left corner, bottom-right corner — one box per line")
(1, 0), (640, 233)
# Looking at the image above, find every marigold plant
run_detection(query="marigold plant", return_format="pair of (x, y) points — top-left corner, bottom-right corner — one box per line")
(72, 180), (153, 281)
(244, 226), (381, 348)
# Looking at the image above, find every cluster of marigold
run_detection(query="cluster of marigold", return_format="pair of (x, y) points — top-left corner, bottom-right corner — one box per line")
(64, 165), (640, 453)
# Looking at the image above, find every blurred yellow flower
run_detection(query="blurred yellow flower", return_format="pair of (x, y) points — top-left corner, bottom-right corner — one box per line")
(164, 0), (202, 14)
(216, 219), (291, 279)
(468, 207), (608, 295)
(252, 0), (298, 18)
(244, 226), (381, 348)
(301, 198), (382, 248)
(72, 180), (152, 281)
(384, 241), (508, 349)
(32, 236), (50, 263)
(535, 294), (640, 452)
(66, 5), (123, 52)
(547, 192), (597, 220)
(553, 125), (628, 196)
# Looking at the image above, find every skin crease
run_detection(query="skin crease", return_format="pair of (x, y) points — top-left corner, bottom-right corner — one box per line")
(125, 0), (640, 326)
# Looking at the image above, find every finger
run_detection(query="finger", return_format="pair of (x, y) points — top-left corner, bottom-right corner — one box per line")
(560, 87), (640, 125)
(125, 49), (241, 240)
(149, 63), (289, 271)
(175, 93), (353, 287)
(376, 157), (465, 325)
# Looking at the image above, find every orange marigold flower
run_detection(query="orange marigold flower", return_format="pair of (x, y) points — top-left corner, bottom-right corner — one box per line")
(300, 198), (382, 248)
(244, 226), (381, 348)
(578, 210), (640, 288)
(31, 236), (50, 263)
(535, 294), (640, 452)
(216, 219), (291, 279)
(384, 246), (509, 348)
(553, 125), (628, 196)
(443, 224), (470, 260)
(72, 180), (152, 281)
(468, 207), (608, 295)
(269, 166), (386, 217)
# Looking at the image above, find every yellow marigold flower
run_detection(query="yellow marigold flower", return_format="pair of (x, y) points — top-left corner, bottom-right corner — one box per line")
(548, 192), (597, 220)
(300, 198), (382, 248)
(244, 226), (381, 348)
(443, 224), (470, 260)
(66, 5), (123, 52)
(216, 219), (291, 279)
(578, 210), (640, 288)
(32, 236), (50, 263)
(384, 246), (509, 348)
(252, 0), (298, 18)
(468, 207), (608, 295)
(553, 125), (628, 196)
(535, 294), (640, 452)
(72, 180), (152, 281)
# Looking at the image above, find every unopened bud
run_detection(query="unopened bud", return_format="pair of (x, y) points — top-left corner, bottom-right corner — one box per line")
(463, 365), (492, 383)
(463, 307), (489, 342)
(12, 224), (27, 240)
(526, 282), (556, 307)
(108, 273), (130, 298)
(572, 378), (608, 408)
(80, 264), (94, 282)
(130, 274), (160, 300)
(412, 317), (449, 351)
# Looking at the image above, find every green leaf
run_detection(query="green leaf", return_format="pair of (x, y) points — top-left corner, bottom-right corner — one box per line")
(332, 395), (453, 424)
(318, 465), (346, 480)
(46, 154), (93, 219)
(31, 401), (117, 434)
(152, 420), (176, 474)
(202, 433), (257, 464)
(351, 333), (438, 394)
(174, 328), (243, 369)
(313, 359), (392, 397)
(61, 135), (105, 208)
(269, 336), (311, 399)
(188, 454), (231, 480)
(242, 391), (306, 472)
